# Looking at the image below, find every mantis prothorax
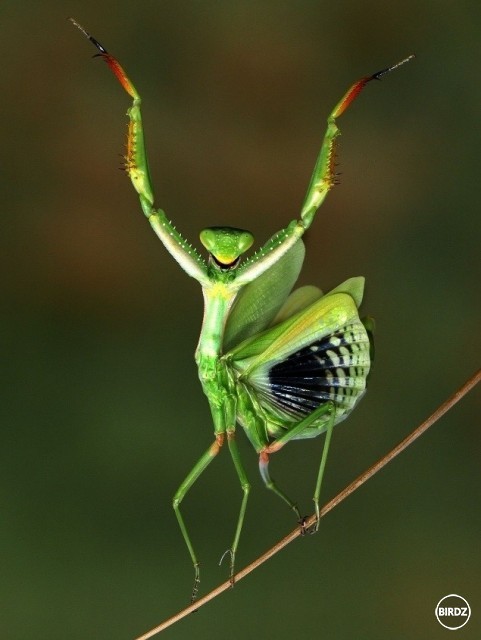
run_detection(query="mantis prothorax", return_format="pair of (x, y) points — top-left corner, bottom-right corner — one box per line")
(71, 18), (414, 602)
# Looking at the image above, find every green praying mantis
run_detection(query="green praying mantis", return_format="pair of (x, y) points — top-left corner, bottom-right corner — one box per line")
(71, 18), (414, 601)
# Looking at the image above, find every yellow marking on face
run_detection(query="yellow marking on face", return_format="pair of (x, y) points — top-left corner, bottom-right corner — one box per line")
(215, 254), (236, 265)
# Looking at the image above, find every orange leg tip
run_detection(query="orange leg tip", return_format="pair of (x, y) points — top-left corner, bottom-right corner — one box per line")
(102, 54), (138, 99)
(333, 77), (369, 118)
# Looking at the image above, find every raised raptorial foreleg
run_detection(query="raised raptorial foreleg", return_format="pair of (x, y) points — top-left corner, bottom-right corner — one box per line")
(234, 54), (415, 287)
(69, 18), (209, 284)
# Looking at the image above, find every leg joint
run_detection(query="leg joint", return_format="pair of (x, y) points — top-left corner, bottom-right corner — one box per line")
(241, 481), (251, 494)
(210, 433), (225, 455)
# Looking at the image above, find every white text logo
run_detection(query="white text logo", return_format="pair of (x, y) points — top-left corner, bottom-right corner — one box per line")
(435, 594), (471, 630)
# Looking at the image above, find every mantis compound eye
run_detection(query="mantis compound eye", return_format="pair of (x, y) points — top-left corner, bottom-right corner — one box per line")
(200, 227), (254, 267)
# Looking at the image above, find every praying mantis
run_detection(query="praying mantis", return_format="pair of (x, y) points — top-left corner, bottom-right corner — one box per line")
(71, 18), (413, 601)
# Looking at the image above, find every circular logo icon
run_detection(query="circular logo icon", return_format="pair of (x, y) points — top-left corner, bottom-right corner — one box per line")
(435, 594), (471, 630)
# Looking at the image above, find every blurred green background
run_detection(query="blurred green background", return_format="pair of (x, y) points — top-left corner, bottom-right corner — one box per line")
(1, 1), (480, 638)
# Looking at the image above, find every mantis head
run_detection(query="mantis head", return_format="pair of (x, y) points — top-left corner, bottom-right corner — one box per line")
(200, 227), (254, 269)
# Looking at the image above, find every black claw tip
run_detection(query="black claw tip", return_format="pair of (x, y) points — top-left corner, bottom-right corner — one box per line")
(371, 54), (416, 81)
(69, 17), (109, 55)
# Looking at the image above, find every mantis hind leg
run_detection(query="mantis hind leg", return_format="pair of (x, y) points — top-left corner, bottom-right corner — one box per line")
(311, 407), (335, 532)
(173, 434), (224, 602)
(259, 401), (336, 530)
(222, 428), (250, 586)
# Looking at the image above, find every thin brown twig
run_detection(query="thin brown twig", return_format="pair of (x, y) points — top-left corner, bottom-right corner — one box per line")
(134, 368), (481, 640)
